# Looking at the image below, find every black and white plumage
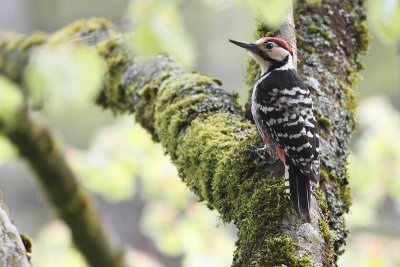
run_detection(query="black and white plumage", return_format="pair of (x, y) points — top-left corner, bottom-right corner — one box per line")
(229, 37), (320, 221)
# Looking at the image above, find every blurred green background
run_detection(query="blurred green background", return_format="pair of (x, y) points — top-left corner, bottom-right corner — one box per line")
(0, 0), (399, 266)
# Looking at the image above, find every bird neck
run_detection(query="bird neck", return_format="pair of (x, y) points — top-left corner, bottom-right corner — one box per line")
(263, 54), (294, 75)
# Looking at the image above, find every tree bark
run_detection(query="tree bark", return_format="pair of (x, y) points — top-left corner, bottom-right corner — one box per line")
(0, 0), (369, 265)
(0, 189), (31, 267)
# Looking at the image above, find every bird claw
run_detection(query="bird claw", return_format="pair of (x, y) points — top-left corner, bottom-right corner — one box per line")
(244, 144), (280, 162)
(244, 145), (269, 161)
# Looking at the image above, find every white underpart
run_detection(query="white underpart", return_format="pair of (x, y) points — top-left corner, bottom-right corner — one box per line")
(305, 119), (315, 128)
(297, 142), (312, 152)
(275, 54), (293, 71)
(281, 95), (312, 105)
(276, 132), (288, 138)
(285, 164), (290, 197)
(287, 119), (301, 126)
(293, 87), (309, 94)
(280, 88), (296, 95)
(250, 52), (294, 74)
(289, 128), (306, 139)
(260, 105), (275, 113)
(281, 87), (308, 95)
(249, 52), (271, 74)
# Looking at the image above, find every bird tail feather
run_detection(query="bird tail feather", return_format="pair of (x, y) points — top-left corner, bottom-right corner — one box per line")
(285, 161), (311, 221)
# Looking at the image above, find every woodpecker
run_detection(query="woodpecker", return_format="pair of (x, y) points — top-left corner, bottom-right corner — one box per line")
(229, 37), (320, 221)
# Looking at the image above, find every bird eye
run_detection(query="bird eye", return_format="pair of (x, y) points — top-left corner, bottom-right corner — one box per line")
(266, 43), (273, 49)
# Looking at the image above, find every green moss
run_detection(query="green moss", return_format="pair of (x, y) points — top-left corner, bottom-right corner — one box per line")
(20, 32), (47, 50)
(315, 185), (329, 219)
(329, 172), (338, 181)
(254, 17), (279, 39)
(318, 218), (333, 244)
(319, 201), (329, 218)
(338, 79), (358, 130)
(2, 34), (25, 52)
(346, 68), (362, 85)
(233, 178), (310, 266)
(339, 185), (352, 213)
(0, 32), (47, 82)
(96, 34), (124, 55)
(96, 35), (133, 114)
(320, 29), (330, 40)
(296, 1), (322, 15)
(307, 25), (331, 42)
(305, 0), (321, 7)
(337, 169), (352, 213)
(302, 45), (315, 54)
(320, 170), (329, 182)
(135, 81), (159, 134)
(307, 25), (319, 34)
(254, 237), (313, 267)
(155, 73), (215, 155)
(172, 112), (252, 206)
(20, 234), (32, 254)
(48, 18), (117, 45)
(317, 116), (332, 131)
(318, 218), (335, 265)
(212, 77), (223, 86)
(354, 20), (371, 55)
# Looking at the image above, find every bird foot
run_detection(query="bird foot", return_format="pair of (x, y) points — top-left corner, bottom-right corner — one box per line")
(244, 145), (270, 161)
(245, 144), (281, 162)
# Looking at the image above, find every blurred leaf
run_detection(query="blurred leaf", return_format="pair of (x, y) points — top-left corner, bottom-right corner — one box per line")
(358, 36), (399, 97)
(125, 250), (165, 267)
(127, 0), (195, 66)
(368, 0), (400, 42)
(348, 97), (400, 227)
(24, 43), (106, 109)
(67, 119), (139, 201)
(200, 0), (233, 10)
(0, 135), (16, 165)
(234, 0), (292, 26)
(338, 232), (400, 267)
(67, 116), (187, 202)
(0, 75), (24, 129)
(141, 200), (235, 267)
(141, 201), (182, 256)
(32, 221), (88, 267)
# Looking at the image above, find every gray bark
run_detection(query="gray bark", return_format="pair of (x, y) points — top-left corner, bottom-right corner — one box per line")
(0, 190), (31, 267)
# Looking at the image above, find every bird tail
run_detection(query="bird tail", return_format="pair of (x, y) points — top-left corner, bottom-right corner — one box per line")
(284, 161), (311, 221)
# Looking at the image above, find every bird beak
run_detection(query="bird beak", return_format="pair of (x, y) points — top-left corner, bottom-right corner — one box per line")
(229, 39), (260, 54)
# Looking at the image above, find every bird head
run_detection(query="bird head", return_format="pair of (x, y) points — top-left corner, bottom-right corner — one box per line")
(229, 37), (294, 74)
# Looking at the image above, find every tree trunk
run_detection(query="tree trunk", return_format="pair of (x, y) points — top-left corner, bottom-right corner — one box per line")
(0, 0), (369, 265)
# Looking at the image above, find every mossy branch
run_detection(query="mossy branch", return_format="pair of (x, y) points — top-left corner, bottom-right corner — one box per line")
(0, 0), (369, 263)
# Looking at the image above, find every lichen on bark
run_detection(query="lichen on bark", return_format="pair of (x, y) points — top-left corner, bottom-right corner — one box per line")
(294, 0), (370, 262)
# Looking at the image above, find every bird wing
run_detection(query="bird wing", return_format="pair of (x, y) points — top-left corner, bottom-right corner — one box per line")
(256, 70), (320, 183)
